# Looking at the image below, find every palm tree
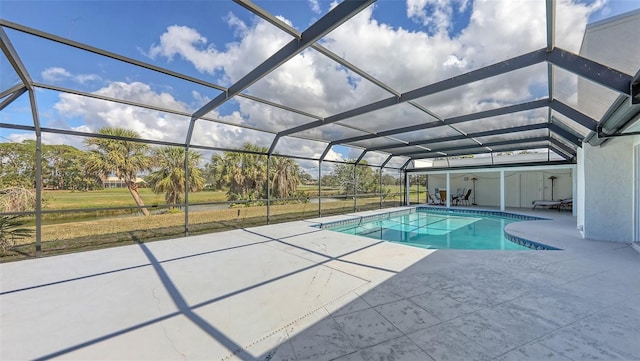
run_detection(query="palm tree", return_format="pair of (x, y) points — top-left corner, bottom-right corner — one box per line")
(205, 145), (301, 204)
(270, 156), (300, 200)
(0, 215), (34, 252)
(146, 146), (205, 208)
(208, 144), (268, 201)
(84, 127), (152, 216)
(0, 187), (35, 252)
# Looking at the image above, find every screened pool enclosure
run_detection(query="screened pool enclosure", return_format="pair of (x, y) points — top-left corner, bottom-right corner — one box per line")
(1, 0), (639, 258)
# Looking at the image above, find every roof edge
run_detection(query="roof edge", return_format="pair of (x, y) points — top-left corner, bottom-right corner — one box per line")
(586, 8), (640, 31)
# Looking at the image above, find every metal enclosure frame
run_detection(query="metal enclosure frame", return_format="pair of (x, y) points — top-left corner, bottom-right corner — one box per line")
(1, 0), (638, 256)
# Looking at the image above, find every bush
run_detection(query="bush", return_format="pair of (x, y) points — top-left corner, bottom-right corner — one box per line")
(0, 215), (34, 252)
(0, 187), (36, 213)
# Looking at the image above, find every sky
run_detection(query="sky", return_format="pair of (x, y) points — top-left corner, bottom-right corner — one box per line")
(1, 0), (639, 172)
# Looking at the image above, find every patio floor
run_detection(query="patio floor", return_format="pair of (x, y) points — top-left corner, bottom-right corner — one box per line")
(1, 207), (638, 360)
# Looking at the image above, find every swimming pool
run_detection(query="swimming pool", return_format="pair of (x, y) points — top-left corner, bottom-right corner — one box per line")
(320, 208), (557, 250)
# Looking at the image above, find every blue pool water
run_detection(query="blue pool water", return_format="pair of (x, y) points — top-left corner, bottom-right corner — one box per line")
(326, 210), (537, 250)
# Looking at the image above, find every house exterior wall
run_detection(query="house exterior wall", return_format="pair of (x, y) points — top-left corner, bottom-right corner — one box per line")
(577, 10), (640, 242)
(635, 141), (640, 242)
(577, 146), (585, 236)
(578, 11), (639, 122)
(583, 136), (639, 242)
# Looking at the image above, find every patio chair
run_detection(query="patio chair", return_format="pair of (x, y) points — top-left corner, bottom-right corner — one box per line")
(451, 188), (465, 204)
(455, 189), (472, 206)
(532, 196), (572, 210)
(427, 192), (439, 205)
(558, 197), (573, 211)
(439, 189), (447, 205)
(434, 189), (443, 205)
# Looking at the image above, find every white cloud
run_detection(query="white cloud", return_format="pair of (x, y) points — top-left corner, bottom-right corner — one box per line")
(4, 132), (34, 144)
(322, 0), (601, 119)
(148, 25), (225, 74)
(42, 67), (71, 82)
(52, 80), (279, 151)
(274, 137), (335, 160)
(309, 0), (321, 14)
(41, 67), (101, 84)
(225, 12), (249, 38)
(555, 0), (605, 52)
(33, 1), (606, 161)
(137, 0), (603, 154)
(407, 0), (469, 34)
(148, 17), (292, 84)
(74, 74), (102, 83)
(361, 151), (391, 166)
(443, 54), (467, 69)
(52, 81), (195, 144)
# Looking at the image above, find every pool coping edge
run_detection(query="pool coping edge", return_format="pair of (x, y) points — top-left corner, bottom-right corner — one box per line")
(312, 207), (560, 251)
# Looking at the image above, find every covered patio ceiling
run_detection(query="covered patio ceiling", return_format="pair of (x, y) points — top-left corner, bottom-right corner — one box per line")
(1, 0), (639, 170)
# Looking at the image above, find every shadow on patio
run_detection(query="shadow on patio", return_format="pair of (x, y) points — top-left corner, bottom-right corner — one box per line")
(1, 210), (638, 361)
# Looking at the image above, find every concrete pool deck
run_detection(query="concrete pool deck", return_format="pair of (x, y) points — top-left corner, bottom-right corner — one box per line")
(1, 207), (638, 360)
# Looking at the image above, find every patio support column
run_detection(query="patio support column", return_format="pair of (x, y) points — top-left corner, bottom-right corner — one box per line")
(35, 133), (42, 257)
(318, 160), (322, 217)
(318, 145), (332, 217)
(267, 154), (271, 224)
(416, 175), (420, 203)
(184, 144), (190, 236)
(378, 156), (393, 208)
(29, 90), (42, 257)
(446, 172), (451, 207)
(572, 165), (577, 216)
(425, 175), (429, 200)
(353, 163), (357, 212)
(500, 170), (506, 211)
(379, 167), (382, 209)
(404, 172), (409, 205)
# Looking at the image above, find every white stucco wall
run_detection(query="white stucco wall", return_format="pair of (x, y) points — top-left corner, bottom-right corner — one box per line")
(576, 146), (585, 236)
(578, 11), (640, 121)
(583, 136), (638, 242)
(576, 10), (640, 243)
(581, 11), (639, 75)
(427, 172), (500, 206)
(423, 167), (574, 208)
(504, 170), (572, 208)
(635, 142), (640, 243)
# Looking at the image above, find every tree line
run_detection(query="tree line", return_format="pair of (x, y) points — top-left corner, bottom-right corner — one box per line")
(0, 128), (207, 215)
(2, 128), (398, 214)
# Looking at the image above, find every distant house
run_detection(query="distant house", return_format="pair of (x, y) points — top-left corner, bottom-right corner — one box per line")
(102, 176), (147, 189)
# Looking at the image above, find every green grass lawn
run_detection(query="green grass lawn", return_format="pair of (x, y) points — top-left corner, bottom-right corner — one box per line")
(41, 185), (369, 210)
(2, 195), (403, 262)
(0, 186), (400, 262)
(1, 184), (408, 262)
(42, 188), (229, 210)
